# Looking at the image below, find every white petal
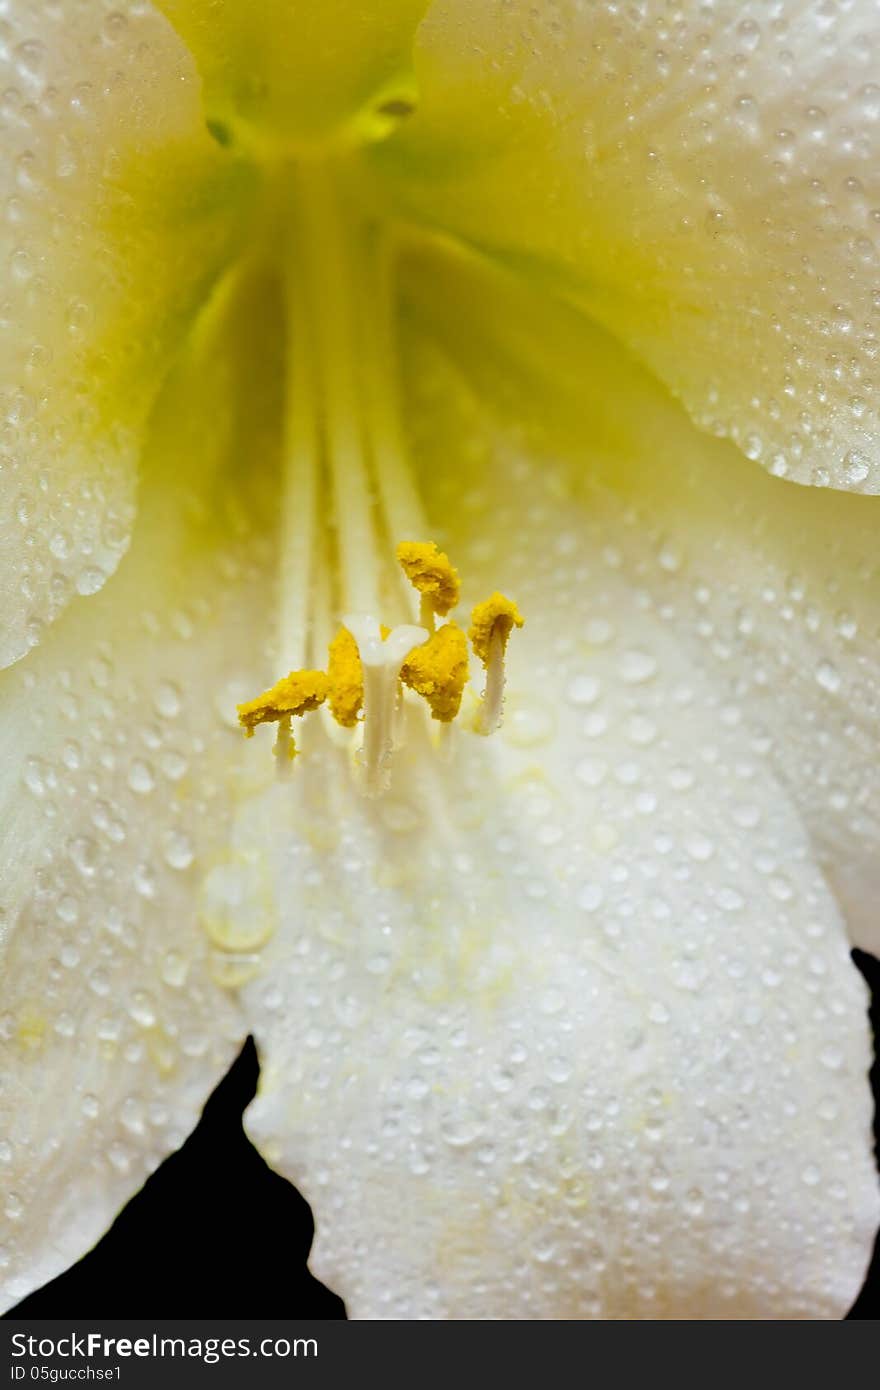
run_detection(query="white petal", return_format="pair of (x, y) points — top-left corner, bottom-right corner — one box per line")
(374, 0), (880, 491)
(404, 238), (880, 956)
(0, 262), (285, 1310)
(0, 0), (252, 668)
(240, 278), (878, 1317)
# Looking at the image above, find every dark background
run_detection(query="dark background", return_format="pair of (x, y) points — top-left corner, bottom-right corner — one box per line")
(6, 952), (879, 1320)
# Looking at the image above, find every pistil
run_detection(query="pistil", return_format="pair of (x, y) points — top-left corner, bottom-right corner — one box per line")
(344, 617), (427, 796)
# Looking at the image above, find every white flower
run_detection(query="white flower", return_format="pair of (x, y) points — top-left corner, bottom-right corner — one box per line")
(0, 0), (878, 1318)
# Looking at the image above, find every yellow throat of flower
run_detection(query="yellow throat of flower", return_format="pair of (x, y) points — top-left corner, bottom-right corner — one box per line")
(227, 161), (523, 796)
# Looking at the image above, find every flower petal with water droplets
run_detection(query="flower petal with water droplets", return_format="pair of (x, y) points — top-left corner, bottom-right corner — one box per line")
(238, 256), (878, 1318)
(374, 0), (880, 492)
(0, 260), (286, 1310)
(0, 0), (255, 669)
(403, 236), (880, 955)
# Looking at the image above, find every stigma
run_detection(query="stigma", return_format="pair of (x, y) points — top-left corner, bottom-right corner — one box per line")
(236, 542), (523, 796)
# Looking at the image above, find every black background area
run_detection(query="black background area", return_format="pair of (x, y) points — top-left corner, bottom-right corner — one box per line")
(6, 952), (880, 1319)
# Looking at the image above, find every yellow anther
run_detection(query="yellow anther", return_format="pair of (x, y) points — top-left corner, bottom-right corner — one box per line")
(469, 593), (525, 666)
(237, 669), (329, 737)
(468, 592), (524, 737)
(397, 541), (460, 617)
(237, 541), (523, 785)
(400, 622), (470, 723)
(327, 626), (363, 728)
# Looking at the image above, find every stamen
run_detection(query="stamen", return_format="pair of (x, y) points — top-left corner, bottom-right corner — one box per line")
(356, 229), (429, 547)
(469, 593), (525, 736)
(396, 541), (461, 630)
(277, 180), (321, 674)
(237, 670), (329, 761)
(326, 624), (363, 727)
(343, 616), (426, 796)
(274, 718), (295, 767)
(400, 622), (469, 722)
(230, 161), (527, 796)
(297, 161), (381, 616)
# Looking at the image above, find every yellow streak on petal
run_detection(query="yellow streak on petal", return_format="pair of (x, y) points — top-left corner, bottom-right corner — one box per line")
(237, 669), (328, 735)
(397, 540), (460, 616)
(469, 592), (525, 666)
(400, 621), (469, 722)
(327, 625), (364, 728)
(15, 1008), (47, 1051)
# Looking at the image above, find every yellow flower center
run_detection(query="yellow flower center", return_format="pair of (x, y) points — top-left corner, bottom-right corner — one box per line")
(226, 159), (522, 795)
(238, 533), (522, 795)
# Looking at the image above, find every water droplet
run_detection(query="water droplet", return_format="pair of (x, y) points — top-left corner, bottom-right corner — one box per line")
(584, 618), (614, 646)
(648, 1164), (671, 1193)
(162, 830), (194, 871)
(626, 715), (657, 746)
(566, 673), (601, 706)
(214, 678), (252, 729)
(577, 882), (604, 913)
(489, 1065), (514, 1093)
(200, 855), (276, 952)
(843, 450), (870, 487)
(107, 1142), (131, 1173)
(575, 757), (606, 788)
(103, 11), (128, 43)
(440, 1105), (483, 1148)
(76, 566), (107, 597)
(127, 990), (156, 1028)
(505, 703), (556, 748)
(717, 886), (744, 912)
(619, 649), (658, 684)
(668, 766), (694, 792)
(834, 611), (857, 640)
(160, 749), (189, 781)
(683, 1187), (704, 1217)
(127, 759), (155, 795)
(209, 950), (263, 989)
(120, 1098), (145, 1135)
(815, 660), (841, 694)
(540, 988), (565, 1016)
(161, 950), (189, 988)
(68, 835), (97, 877)
(154, 680), (182, 719)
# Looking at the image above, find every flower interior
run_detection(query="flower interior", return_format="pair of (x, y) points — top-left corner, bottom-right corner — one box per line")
(148, 32), (529, 796)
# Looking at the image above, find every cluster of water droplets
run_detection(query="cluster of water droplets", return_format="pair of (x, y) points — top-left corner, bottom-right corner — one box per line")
(0, 293), (284, 1306)
(0, 0), (245, 668)
(0, 4), (149, 665)
(392, 0), (880, 492)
